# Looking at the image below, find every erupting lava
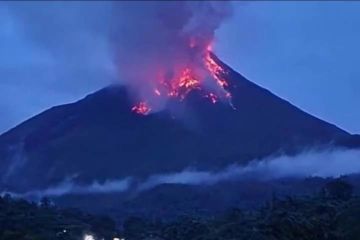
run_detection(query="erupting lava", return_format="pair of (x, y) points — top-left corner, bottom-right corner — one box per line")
(131, 102), (151, 115)
(205, 52), (229, 89)
(161, 68), (201, 100)
(132, 44), (232, 115)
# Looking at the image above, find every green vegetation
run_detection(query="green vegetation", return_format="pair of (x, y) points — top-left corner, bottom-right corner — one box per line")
(122, 179), (360, 240)
(0, 195), (118, 240)
(1, 179), (360, 240)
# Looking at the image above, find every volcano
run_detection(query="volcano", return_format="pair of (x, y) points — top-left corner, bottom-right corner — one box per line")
(0, 55), (358, 193)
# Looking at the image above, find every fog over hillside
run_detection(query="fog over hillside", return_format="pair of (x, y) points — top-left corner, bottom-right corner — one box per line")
(5, 148), (359, 199)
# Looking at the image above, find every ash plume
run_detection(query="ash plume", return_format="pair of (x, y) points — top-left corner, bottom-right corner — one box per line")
(112, 1), (233, 109)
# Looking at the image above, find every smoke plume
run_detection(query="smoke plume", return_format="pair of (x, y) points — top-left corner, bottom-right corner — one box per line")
(112, 1), (233, 109)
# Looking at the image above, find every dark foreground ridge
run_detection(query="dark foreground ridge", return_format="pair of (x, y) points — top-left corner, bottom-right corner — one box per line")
(2, 179), (360, 240)
(0, 194), (119, 240)
(119, 179), (360, 240)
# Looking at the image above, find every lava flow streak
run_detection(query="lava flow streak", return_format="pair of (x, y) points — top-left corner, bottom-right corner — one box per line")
(204, 52), (229, 89)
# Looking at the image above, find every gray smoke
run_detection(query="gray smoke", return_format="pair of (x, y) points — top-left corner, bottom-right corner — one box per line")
(111, 1), (233, 108)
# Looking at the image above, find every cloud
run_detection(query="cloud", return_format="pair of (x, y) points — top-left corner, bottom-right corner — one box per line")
(3, 177), (132, 199)
(244, 148), (360, 178)
(138, 148), (360, 190)
(5, 148), (360, 198)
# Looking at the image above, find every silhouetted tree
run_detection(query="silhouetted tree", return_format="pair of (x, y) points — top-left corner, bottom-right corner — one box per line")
(321, 178), (353, 200)
(40, 197), (52, 208)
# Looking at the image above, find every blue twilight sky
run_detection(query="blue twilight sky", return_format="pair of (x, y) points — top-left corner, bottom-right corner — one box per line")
(0, 1), (359, 134)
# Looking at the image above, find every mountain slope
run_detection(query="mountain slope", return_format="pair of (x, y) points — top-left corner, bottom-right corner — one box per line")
(0, 55), (355, 191)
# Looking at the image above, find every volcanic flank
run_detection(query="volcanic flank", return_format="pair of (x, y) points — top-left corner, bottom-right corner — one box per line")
(0, 54), (357, 193)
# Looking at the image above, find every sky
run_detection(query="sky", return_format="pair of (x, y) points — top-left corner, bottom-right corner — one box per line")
(0, 1), (359, 134)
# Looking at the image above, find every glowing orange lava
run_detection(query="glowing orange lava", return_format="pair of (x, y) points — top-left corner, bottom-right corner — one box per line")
(178, 68), (199, 89)
(172, 68), (200, 98)
(131, 102), (151, 115)
(160, 68), (201, 100)
(132, 44), (233, 114)
(204, 51), (228, 88)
